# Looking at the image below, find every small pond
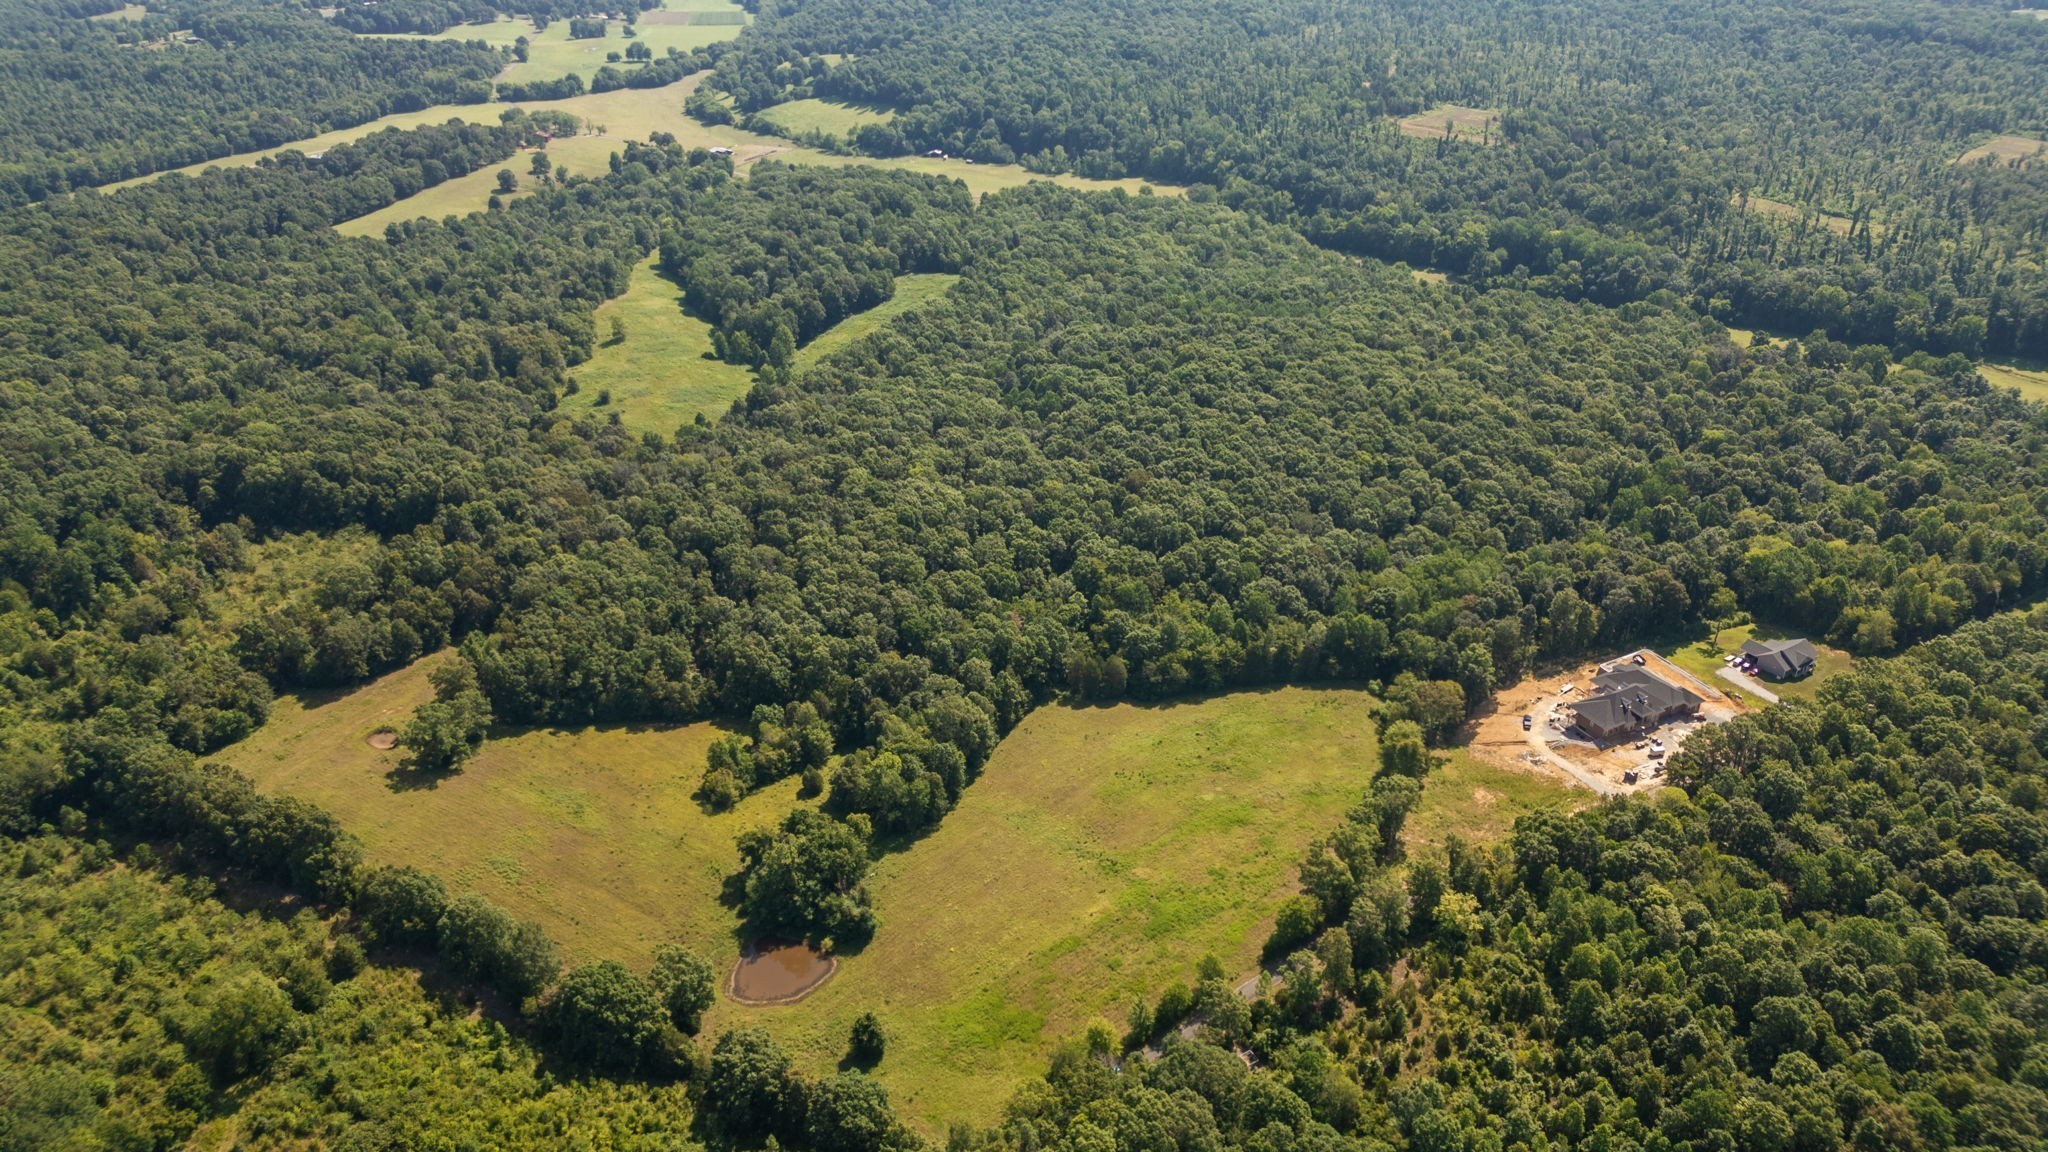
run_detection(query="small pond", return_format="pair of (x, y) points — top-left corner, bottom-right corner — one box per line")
(729, 940), (836, 1005)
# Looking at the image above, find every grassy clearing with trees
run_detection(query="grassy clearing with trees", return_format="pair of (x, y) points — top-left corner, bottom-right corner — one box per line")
(555, 254), (760, 430)
(366, 0), (751, 86)
(755, 97), (897, 139)
(216, 674), (1380, 1130)
(215, 653), (809, 969)
(729, 686), (1378, 1129)
(793, 272), (960, 371)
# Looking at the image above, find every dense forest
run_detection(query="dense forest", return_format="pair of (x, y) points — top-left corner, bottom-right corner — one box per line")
(5, 0), (2048, 1147)
(706, 0), (2048, 359)
(0, 0), (504, 205)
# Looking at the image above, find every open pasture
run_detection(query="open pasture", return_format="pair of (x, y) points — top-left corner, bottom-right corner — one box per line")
(754, 98), (896, 140)
(377, 0), (751, 86)
(225, 668), (1384, 1131)
(215, 652), (805, 970)
(1979, 357), (2048, 402)
(728, 686), (1377, 1130)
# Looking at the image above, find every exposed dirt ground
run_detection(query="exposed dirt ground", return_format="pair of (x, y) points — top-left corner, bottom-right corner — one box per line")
(1466, 649), (1748, 796)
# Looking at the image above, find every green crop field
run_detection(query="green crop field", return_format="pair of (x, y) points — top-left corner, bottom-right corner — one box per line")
(556, 254), (758, 430)
(794, 273), (960, 371)
(215, 652), (806, 969)
(726, 686), (1378, 1130)
(754, 97), (896, 140)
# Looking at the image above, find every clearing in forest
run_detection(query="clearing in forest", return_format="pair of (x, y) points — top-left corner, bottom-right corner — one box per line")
(1395, 105), (1501, 143)
(1958, 135), (2047, 166)
(556, 254), (758, 430)
(753, 98), (897, 141)
(1979, 357), (2048, 402)
(222, 664), (1383, 1130)
(730, 687), (1377, 1130)
(214, 652), (807, 970)
(1735, 193), (1860, 237)
(793, 273), (960, 371)
(87, 3), (146, 18)
(109, 72), (1184, 207)
(368, 0), (751, 87)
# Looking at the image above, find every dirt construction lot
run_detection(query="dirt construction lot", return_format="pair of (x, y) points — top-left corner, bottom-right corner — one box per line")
(1467, 649), (1747, 796)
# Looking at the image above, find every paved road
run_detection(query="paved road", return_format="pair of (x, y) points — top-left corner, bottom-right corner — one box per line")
(1716, 666), (1780, 704)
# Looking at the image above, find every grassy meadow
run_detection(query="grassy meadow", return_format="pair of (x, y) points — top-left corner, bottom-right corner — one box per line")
(221, 663), (1380, 1131)
(754, 97), (896, 140)
(379, 0), (751, 87)
(726, 686), (1378, 1129)
(109, 69), (1184, 213)
(1958, 134), (2047, 165)
(1979, 357), (2048, 403)
(1737, 193), (1859, 237)
(215, 652), (806, 969)
(1405, 748), (1581, 852)
(793, 273), (960, 371)
(556, 254), (758, 430)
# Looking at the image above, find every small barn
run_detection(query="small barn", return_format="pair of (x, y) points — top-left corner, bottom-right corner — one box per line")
(1569, 668), (1703, 742)
(1739, 637), (1818, 681)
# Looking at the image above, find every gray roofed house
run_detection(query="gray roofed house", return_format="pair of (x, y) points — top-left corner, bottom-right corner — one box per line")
(1739, 637), (1818, 681)
(1569, 668), (1704, 742)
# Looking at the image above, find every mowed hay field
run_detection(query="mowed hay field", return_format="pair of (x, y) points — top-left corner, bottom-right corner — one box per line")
(222, 655), (1380, 1130)
(214, 652), (806, 970)
(556, 254), (757, 429)
(727, 687), (1377, 1131)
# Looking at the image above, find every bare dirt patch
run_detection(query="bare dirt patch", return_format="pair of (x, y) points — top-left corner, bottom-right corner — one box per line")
(1468, 650), (1746, 796)
(1395, 105), (1501, 144)
(729, 941), (837, 1005)
(1959, 135), (2047, 166)
(366, 729), (398, 750)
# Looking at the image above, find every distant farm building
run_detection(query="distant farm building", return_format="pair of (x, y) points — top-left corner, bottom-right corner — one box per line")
(1569, 667), (1703, 742)
(1739, 637), (1818, 681)
(708, 146), (734, 156)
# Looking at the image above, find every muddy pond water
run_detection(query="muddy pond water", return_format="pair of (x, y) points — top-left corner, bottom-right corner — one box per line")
(728, 940), (836, 1005)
